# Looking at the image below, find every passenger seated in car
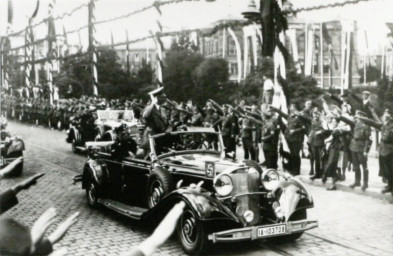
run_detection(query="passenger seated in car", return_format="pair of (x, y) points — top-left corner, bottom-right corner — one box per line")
(112, 123), (137, 159)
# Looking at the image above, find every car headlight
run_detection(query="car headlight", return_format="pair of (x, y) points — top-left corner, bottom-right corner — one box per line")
(248, 167), (259, 174)
(261, 169), (280, 190)
(214, 174), (233, 196)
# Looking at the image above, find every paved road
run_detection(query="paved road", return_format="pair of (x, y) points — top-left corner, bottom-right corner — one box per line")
(2, 121), (393, 256)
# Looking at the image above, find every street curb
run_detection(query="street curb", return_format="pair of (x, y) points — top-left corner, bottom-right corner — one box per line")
(299, 175), (393, 203)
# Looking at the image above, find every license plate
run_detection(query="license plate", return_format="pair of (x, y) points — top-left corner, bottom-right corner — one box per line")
(257, 224), (286, 237)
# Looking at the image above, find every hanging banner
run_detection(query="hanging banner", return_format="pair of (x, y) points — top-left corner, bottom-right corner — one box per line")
(228, 27), (242, 83)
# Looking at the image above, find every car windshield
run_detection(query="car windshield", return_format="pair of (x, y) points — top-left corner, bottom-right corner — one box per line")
(152, 131), (223, 156)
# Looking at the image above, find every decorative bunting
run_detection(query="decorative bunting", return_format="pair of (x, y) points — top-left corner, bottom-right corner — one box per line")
(153, 1), (164, 86)
(89, 0), (98, 96)
(47, 0), (57, 104)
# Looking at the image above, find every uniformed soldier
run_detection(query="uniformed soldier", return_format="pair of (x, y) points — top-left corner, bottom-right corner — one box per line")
(272, 103), (306, 176)
(142, 87), (171, 154)
(261, 109), (279, 169)
(347, 110), (372, 190)
(221, 105), (238, 159)
(241, 111), (256, 161)
(359, 108), (393, 194)
(308, 110), (326, 180)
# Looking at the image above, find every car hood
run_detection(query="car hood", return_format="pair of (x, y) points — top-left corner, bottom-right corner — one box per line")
(160, 153), (246, 175)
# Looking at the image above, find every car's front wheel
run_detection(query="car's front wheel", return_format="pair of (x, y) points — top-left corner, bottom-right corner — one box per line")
(86, 177), (99, 208)
(177, 209), (208, 255)
(146, 168), (174, 209)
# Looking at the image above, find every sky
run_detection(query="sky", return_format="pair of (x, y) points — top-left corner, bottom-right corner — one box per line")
(1, 0), (392, 52)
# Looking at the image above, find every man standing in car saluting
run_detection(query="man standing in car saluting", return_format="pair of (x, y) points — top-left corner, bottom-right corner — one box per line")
(142, 87), (172, 154)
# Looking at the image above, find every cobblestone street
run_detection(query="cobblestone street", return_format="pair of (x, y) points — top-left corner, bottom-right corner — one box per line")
(1, 121), (393, 256)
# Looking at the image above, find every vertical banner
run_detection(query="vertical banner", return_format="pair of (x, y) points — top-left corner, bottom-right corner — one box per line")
(304, 24), (314, 76)
(341, 20), (353, 92)
(287, 29), (301, 74)
(243, 26), (249, 78)
(222, 28), (226, 58)
(228, 27), (242, 83)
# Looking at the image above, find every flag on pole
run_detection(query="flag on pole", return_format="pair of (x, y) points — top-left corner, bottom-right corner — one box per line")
(322, 23), (338, 70)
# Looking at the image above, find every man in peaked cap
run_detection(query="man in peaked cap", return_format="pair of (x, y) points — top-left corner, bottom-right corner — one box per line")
(143, 87), (170, 134)
(349, 110), (372, 190)
(141, 87), (171, 154)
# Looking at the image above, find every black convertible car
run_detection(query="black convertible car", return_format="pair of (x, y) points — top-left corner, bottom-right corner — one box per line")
(0, 118), (24, 176)
(75, 127), (317, 254)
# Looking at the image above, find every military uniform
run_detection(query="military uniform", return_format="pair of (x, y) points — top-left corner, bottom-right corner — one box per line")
(261, 117), (279, 168)
(308, 116), (326, 178)
(241, 117), (256, 160)
(222, 112), (238, 156)
(379, 120), (393, 193)
(349, 111), (372, 189)
(285, 114), (306, 176)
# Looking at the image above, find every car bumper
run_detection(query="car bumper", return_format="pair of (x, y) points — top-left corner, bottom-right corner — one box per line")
(208, 220), (318, 243)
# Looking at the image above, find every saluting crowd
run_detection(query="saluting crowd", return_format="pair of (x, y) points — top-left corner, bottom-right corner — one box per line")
(1, 86), (393, 195)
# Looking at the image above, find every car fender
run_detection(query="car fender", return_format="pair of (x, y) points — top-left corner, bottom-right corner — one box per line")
(95, 125), (105, 140)
(82, 159), (107, 189)
(69, 126), (81, 143)
(273, 177), (314, 221)
(145, 187), (240, 223)
(7, 139), (25, 155)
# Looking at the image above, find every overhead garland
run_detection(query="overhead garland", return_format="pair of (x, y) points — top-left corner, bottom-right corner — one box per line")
(286, 0), (383, 14)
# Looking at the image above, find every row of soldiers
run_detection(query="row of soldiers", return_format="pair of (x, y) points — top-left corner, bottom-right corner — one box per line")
(142, 87), (393, 195)
(2, 88), (393, 195)
(0, 94), (144, 130)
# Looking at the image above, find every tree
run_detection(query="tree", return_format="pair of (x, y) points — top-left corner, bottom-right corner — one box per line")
(192, 58), (229, 103)
(163, 38), (204, 101)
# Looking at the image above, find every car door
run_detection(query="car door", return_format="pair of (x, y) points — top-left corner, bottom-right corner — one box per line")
(98, 152), (123, 200)
(121, 157), (150, 206)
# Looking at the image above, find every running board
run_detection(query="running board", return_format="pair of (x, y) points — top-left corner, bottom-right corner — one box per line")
(76, 146), (87, 152)
(97, 199), (148, 219)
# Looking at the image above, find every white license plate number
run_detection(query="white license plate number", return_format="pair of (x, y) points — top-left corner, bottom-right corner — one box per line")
(257, 224), (286, 237)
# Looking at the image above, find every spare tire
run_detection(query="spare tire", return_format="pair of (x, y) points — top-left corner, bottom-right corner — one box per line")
(146, 167), (174, 209)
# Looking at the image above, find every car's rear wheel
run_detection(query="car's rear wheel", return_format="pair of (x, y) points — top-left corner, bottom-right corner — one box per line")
(147, 168), (173, 209)
(177, 209), (208, 255)
(86, 176), (99, 208)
